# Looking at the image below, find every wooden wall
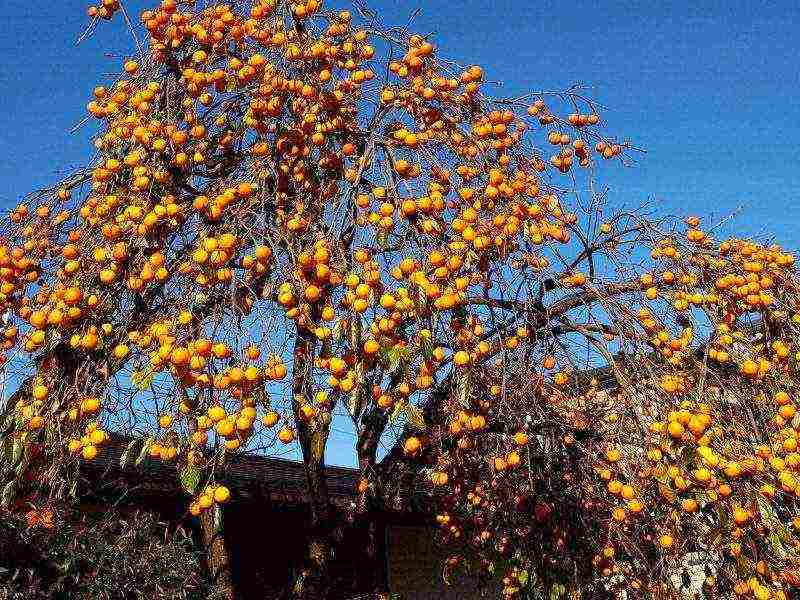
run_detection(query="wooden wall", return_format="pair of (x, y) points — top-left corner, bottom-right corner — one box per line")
(387, 525), (497, 600)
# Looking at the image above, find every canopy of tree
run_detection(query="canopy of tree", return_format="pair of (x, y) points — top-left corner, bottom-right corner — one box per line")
(2, 1), (800, 599)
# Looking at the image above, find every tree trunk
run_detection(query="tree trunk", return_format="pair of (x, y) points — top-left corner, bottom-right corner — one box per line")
(355, 405), (388, 514)
(365, 512), (390, 596)
(289, 326), (333, 600)
(199, 507), (236, 600)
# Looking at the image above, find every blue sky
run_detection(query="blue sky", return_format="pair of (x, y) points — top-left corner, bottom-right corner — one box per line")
(2, 0), (800, 245)
(1, 0), (799, 465)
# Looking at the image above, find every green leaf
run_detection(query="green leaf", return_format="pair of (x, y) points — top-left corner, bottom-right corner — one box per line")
(388, 400), (407, 425)
(679, 445), (696, 466)
(346, 388), (363, 419)
(518, 569), (529, 588)
(131, 367), (154, 390)
(706, 526), (724, 549)
(769, 532), (788, 559)
(407, 405), (426, 432)
(387, 346), (403, 372)
(715, 503), (728, 527)
(420, 337), (434, 362)
(180, 465), (201, 494)
(416, 286), (427, 308)
(736, 555), (754, 578)
(14, 454), (28, 478)
(332, 318), (345, 344)
(320, 337), (332, 360)
(47, 331), (62, 352)
(756, 494), (778, 527)
(377, 231), (389, 250)
(653, 471), (670, 485)
(0, 415), (14, 436)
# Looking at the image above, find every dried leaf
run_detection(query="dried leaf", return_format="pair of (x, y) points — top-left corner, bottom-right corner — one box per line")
(658, 483), (677, 504)
(348, 317), (362, 349)
(456, 370), (471, 407)
(119, 438), (139, 470)
(135, 436), (154, 466)
(346, 361), (365, 418)
(1, 479), (15, 508)
(212, 505), (223, 534)
(791, 411), (800, 430)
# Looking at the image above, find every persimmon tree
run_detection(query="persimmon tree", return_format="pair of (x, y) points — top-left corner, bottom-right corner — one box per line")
(1, 1), (799, 599)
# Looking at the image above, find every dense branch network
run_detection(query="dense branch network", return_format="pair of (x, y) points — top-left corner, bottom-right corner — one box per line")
(1, 1), (800, 599)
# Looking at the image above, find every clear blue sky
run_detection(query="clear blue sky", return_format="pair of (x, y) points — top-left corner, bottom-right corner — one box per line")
(1, 0), (799, 466)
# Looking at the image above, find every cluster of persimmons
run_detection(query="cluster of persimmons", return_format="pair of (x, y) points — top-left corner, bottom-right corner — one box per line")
(0, 1), (798, 598)
(408, 231), (800, 599)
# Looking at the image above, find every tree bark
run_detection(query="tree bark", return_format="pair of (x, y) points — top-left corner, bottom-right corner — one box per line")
(355, 404), (388, 514)
(199, 507), (236, 600)
(364, 511), (390, 596)
(288, 326), (333, 600)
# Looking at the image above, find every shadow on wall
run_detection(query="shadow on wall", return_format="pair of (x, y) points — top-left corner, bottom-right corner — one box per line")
(387, 525), (498, 600)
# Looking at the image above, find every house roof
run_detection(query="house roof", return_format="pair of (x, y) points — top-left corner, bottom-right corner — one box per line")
(86, 435), (360, 508)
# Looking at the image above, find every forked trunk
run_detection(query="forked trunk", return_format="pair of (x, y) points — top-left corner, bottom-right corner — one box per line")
(289, 327), (333, 600)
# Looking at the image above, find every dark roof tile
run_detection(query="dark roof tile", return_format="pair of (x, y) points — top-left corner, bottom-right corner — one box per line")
(86, 434), (359, 504)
